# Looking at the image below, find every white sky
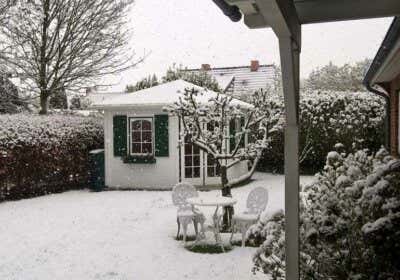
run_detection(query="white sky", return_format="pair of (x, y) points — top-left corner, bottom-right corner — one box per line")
(102, 0), (393, 92)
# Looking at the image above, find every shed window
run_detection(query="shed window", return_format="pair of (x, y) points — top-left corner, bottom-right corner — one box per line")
(130, 118), (153, 155)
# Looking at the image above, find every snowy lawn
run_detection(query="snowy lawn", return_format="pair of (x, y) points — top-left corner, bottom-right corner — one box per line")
(0, 172), (314, 280)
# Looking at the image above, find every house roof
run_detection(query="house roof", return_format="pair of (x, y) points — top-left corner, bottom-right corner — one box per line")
(92, 79), (252, 109)
(364, 17), (400, 88)
(186, 64), (276, 96)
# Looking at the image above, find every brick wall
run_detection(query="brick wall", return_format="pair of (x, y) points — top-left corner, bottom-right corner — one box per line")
(390, 74), (400, 157)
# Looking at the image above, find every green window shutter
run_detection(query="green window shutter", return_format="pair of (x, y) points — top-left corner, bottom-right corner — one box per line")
(155, 114), (169, 157)
(113, 115), (127, 157)
(229, 119), (236, 151)
(239, 117), (245, 148)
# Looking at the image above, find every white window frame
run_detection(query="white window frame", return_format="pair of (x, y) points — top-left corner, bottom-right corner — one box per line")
(128, 117), (154, 156)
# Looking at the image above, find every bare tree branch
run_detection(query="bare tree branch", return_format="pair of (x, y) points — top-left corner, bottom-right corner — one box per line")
(0, 0), (141, 114)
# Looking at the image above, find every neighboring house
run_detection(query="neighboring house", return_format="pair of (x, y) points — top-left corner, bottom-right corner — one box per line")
(186, 60), (276, 97)
(92, 79), (251, 189)
(364, 17), (400, 157)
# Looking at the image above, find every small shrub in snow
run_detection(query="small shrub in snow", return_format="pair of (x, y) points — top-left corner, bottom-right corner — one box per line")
(0, 113), (103, 201)
(249, 148), (400, 279)
(255, 91), (385, 173)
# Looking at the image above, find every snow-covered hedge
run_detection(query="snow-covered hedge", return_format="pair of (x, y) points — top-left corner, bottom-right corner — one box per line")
(248, 148), (400, 279)
(256, 91), (385, 173)
(0, 114), (103, 201)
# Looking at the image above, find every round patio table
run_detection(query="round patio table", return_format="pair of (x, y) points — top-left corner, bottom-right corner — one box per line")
(186, 196), (237, 252)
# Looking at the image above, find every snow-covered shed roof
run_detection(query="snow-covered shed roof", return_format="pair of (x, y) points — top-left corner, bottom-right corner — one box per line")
(92, 79), (252, 109)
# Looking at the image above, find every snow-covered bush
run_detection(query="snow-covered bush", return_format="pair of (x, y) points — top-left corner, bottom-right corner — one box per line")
(249, 148), (400, 279)
(0, 113), (103, 201)
(0, 75), (28, 114)
(256, 91), (385, 173)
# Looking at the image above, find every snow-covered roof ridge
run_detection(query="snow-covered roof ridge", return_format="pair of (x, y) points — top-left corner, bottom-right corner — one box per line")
(92, 79), (252, 109)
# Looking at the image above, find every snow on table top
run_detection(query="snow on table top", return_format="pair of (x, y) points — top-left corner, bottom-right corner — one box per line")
(91, 79), (252, 109)
(187, 196), (237, 207)
(0, 172), (314, 280)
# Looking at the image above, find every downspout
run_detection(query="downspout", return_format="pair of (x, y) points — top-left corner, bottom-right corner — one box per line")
(212, 0), (242, 22)
(365, 83), (391, 150)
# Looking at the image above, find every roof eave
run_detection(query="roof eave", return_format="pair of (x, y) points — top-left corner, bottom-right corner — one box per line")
(363, 17), (400, 88)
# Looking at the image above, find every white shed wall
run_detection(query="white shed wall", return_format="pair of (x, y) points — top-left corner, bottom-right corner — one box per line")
(104, 107), (180, 190)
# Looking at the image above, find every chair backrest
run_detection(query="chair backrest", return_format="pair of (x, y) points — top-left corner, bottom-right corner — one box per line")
(246, 187), (268, 214)
(172, 182), (198, 211)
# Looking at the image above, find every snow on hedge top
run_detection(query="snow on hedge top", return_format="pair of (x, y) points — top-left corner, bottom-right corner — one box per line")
(92, 79), (252, 109)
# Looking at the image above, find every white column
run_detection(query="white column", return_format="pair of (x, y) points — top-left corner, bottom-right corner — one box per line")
(279, 36), (300, 280)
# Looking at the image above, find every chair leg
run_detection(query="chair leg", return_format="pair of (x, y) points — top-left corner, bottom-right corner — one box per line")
(199, 219), (205, 238)
(193, 219), (198, 236)
(229, 220), (235, 245)
(179, 216), (191, 245)
(241, 226), (246, 247)
(241, 223), (250, 247)
(176, 217), (181, 239)
(182, 221), (188, 245)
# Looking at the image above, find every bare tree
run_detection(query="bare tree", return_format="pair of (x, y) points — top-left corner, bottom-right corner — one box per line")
(0, 0), (139, 114)
(166, 87), (282, 228)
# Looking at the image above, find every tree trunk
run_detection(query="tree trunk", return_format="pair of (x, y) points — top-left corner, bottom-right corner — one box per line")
(220, 165), (233, 231)
(39, 93), (48, 115)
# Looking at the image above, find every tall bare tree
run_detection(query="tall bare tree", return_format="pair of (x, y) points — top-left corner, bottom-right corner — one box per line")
(1, 0), (138, 114)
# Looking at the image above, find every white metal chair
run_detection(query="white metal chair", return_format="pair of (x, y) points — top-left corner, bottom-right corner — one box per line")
(172, 182), (205, 244)
(230, 186), (268, 246)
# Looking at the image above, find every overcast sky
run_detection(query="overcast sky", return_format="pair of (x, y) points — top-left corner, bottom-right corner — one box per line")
(102, 0), (393, 92)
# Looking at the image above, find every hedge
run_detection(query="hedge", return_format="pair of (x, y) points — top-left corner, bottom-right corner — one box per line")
(0, 113), (104, 201)
(257, 91), (386, 174)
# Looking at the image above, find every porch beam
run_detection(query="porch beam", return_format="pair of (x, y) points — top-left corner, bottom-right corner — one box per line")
(253, 0), (301, 48)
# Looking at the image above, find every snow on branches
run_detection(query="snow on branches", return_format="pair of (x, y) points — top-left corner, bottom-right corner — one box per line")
(165, 87), (281, 188)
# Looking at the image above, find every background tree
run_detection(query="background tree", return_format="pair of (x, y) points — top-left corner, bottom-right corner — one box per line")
(0, 74), (28, 113)
(0, 0), (137, 114)
(303, 59), (371, 92)
(49, 87), (67, 109)
(166, 87), (282, 227)
(126, 65), (221, 93)
(126, 74), (159, 93)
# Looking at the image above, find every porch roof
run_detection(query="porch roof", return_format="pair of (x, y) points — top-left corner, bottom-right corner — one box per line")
(92, 79), (252, 109)
(222, 0), (400, 29)
(212, 1), (400, 280)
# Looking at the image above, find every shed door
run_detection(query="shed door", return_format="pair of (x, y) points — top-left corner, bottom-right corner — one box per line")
(182, 135), (203, 185)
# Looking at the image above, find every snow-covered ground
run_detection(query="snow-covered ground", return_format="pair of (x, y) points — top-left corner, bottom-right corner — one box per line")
(0, 173), (314, 280)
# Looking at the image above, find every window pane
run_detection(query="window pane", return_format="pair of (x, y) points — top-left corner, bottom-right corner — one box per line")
(142, 120), (152, 130)
(132, 131), (141, 142)
(193, 144), (200, 155)
(132, 120), (141, 130)
(142, 132), (152, 143)
(215, 165), (221, 176)
(184, 156), (192, 167)
(131, 143), (141, 154)
(193, 155), (200, 166)
(185, 167), (192, 178)
(193, 167), (200, 178)
(142, 143), (152, 154)
(207, 154), (215, 165)
(184, 144), (192, 155)
(207, 167), (214, 177)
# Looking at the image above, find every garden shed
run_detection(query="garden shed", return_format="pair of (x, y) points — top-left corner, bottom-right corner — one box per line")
(93, 79), (251, 189)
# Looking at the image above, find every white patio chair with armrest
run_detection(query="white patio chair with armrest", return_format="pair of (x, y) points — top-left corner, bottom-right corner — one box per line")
(172, 182), (205, 244)
(230, 186), (268, 247)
